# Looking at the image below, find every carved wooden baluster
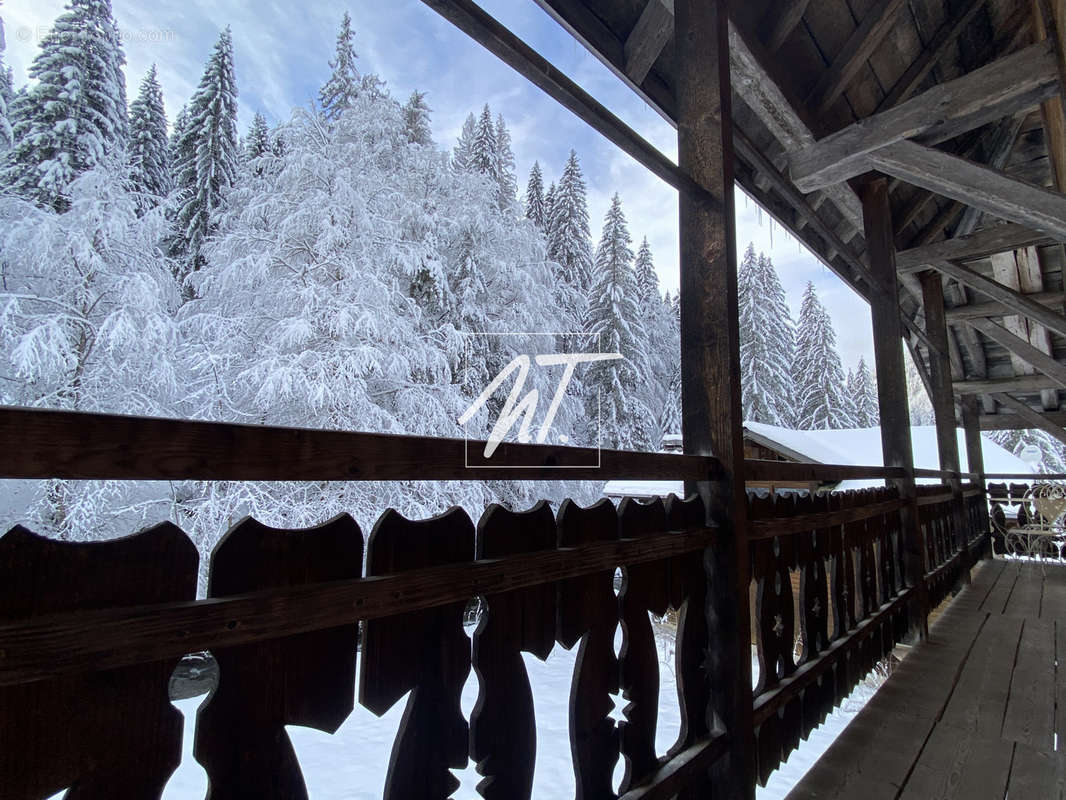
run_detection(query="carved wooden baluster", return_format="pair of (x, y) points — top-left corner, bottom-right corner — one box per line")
(195, 514), (363, 800)
(878, 492), (897, 603)
(840, 495), (861, 632)
(555, 498), (619, 800)
(798, 507), (829, 665)
(470, 502), (556, 800)
(360, 508), (474, 800)
(858, 491), (879, 621)
(751, 493), (781, 697)
(827, 493), (851, 641)
(617, 496), (670, 792)
(0, 523), (197, 800)
(663, 493), (712, 800)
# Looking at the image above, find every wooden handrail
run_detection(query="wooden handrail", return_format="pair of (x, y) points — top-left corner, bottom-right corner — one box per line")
(748, 498), (906, 539)
(743, 459), (905, 481)
(0, 525), (716, 686)
(0, 406), (722, 482)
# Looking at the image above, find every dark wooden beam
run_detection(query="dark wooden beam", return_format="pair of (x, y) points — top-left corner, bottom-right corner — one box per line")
(990, 391), (1066, 445)
(920, 272), (963, 475)
(967, 317), (1066, 389)
(623, 0), (673, 85)
(867, 140), (1066, 241)
(916, 257), (1066, 339)
(675, 0), (754, 795)
(805, 0), (909, 117)
(760, 0), (811, 51)
(945, 291), (1063, 321)
(954, 374), (1060, 394)
(862, 177), (929, 639)
(792, 41), (1060, 191)
(896, 223), (1056, 274)
(878, 0), (987, 111)
(1033, 0), (1066, 191)
(960, 396), (986, 479)
(954, 113), (1029, 235)
(980, 409), (1066, 430)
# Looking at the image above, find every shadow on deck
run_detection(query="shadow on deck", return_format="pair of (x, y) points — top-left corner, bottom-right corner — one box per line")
(787, 559), (1066, 799)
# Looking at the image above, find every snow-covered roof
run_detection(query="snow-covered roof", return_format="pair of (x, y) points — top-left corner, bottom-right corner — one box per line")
(602, 423), (1034, 499)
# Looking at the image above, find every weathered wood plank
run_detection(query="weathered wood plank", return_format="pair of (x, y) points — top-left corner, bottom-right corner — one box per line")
(899, 722), (1012, 800)
(760, 0), (811, 51)
(867, 140), (1066, 241)
(0, 406), (721, 482)
(1006, 742), (1066, 800)
(804, 0), (909, 117)
(877, 0), (987, 110)
(982, 411), (1066, 429)
(979, 561), (1020, 615)
(1001, 619), (1056, 751)
(896, 223), (1056, 274)
(793, 42), (1060, 190)
(624, 0), (673, 84)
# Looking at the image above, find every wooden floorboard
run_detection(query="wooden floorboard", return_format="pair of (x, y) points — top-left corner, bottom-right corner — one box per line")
(786, 559), (1066, 799)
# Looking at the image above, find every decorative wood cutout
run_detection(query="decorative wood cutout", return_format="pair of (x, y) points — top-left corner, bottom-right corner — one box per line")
(360, 507), (474, 800)
(752, 494), (796, 698)
(0, 523), (197, 800)
(555, 498), (619, 800)
(797, 507), (829, 665)
(831, 493), (858, 637)
(470, 501), (556, 800)
(617, 496), (670, 792)
(856, 492), (878, 621)
(195, 514), (363, 799)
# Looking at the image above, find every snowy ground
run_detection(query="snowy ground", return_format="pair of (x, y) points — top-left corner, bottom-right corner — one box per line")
(134, 624), (876, 800)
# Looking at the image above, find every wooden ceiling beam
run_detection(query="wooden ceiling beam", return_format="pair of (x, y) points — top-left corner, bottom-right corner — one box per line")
(955, 375), (1060, 394)
(967, 317), (1066, 389)
(867, 140), (1066, 241)
(945, 291), (1063, 321)
(804, 0), (909, 117)
(917, 255), (1066, 338)
(791, 41), (1060, 191)
(760, 0), (810, 52)
(896, 223), (1056, 273)
(878, 0), (987, 111)
(989, 391), (1066, 445)
(623, 0), (674, 85)
(980, 409), (1066, 430)
(1033, 0), (1066, 191)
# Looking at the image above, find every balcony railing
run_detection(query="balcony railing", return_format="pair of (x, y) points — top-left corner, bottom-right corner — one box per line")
(0, 407), (992, 799)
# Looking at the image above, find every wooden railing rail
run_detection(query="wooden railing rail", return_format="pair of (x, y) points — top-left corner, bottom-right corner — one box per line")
(743, 459), (906, 482)
(913, 468), (980, 480)
(0, 406), (722, 482)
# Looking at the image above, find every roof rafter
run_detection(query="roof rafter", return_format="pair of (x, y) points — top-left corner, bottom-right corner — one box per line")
(623, 0), (673, 85)
(990, 391), (1066, 445)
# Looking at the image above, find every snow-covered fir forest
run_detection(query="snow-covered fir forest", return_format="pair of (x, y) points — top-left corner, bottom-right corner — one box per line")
(0, 1), (1062, 570)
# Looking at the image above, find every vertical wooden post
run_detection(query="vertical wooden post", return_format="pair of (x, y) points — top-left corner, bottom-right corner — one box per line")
(961, 395), (989, 556)
(676, 0), (754, 797)
(919, 271), (969, 580)
(862, 177), (929, 639)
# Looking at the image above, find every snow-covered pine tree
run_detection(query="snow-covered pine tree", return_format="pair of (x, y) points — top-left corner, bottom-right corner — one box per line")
(244, 112), (270, 160)
(3, 0), (127, 209)
(792, 282), (854, 429)
(128, 65), (171, 207)
(634, 237), (658, 305)
(452, 112), (476, 172)
(170, 28), (239, 284)
(319, 12), (360, 120)
(547, 150), (593, 294)
(545, 180), (556, 221)
(987, 429), (1066, 473)
(402, 90), (432, 146)
(738, 245), (796, 426)
(0, 3), (12, 151)
(583, 194), (652, 450)
(170, 103), (189, 167)
(525, 161), (546, 228)
(851, 356), (879, 426)
(904, 347), (935, 425)
(493, 113), (517, 209)
(0, 157), (183, 540)
(470, 105), (497, 179)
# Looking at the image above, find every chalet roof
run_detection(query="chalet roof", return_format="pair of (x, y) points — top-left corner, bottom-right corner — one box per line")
(532, 0), (1066, 437)
(601, 422), (1031, 498)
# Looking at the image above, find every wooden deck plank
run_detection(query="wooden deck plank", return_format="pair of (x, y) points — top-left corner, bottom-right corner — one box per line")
(787, 561), (1066, 799)
(1006, 742), (1066, 800)
(1000, 619), (1055, 750)
(898, 722), (1012, 800)
(939, 615), (1024, 738)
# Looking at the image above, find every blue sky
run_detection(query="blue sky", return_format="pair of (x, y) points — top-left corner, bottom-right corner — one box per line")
(3, 0), (875, 370)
